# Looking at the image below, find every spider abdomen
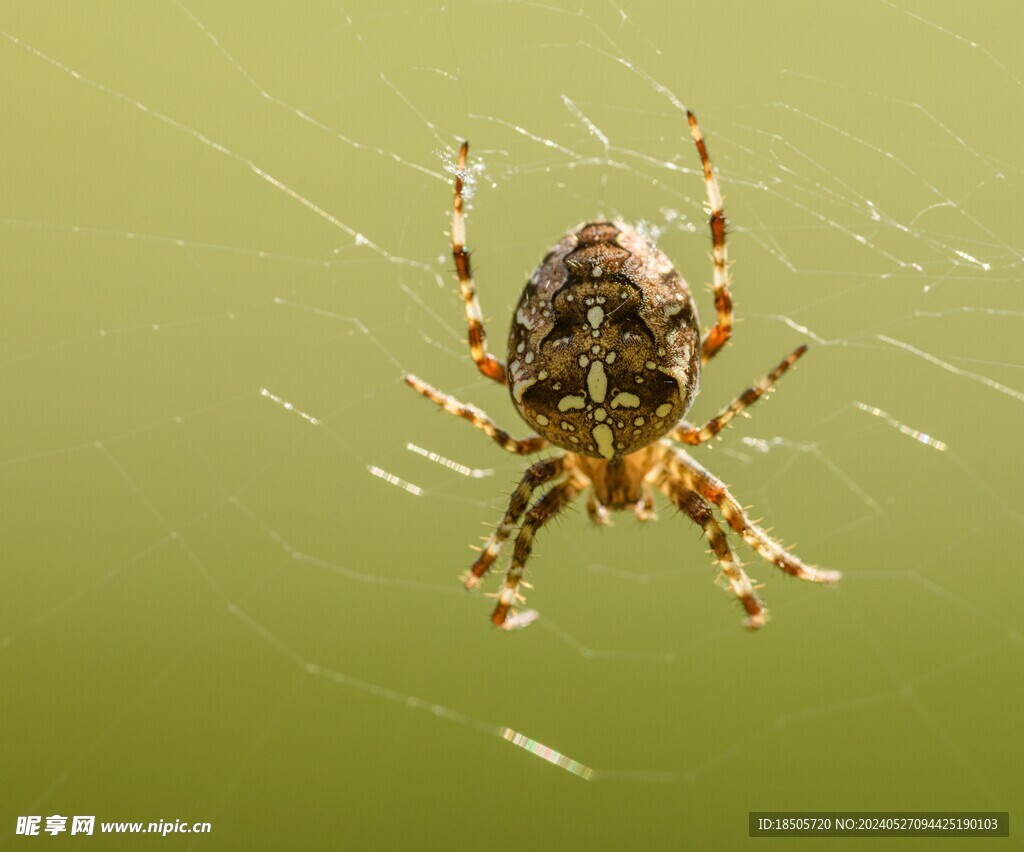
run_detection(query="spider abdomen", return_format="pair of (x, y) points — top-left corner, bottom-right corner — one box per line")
(506, 221), (701, 459)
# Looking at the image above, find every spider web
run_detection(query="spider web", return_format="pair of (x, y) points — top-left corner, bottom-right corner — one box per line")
(2, 1), (1022, 848)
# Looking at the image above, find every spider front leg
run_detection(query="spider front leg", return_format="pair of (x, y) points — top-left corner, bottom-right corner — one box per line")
(465, 455), (566, 590)
(403, 374), (548, 454)
(634, 482), (658, 522)
(491, 474), (587, 628)
(586, 492), (612, 526)
(451, 140), (507, 385)
(659, 477), (766, 629)
(671, 345), (807, 446)
(665, 446), (841, 585)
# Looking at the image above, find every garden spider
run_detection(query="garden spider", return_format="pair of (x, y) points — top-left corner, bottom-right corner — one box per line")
(404, 112), (840, 630)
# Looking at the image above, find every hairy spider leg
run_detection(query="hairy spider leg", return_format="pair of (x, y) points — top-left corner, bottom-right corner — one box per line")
(635, 482), (658, 521)
(403, 374), (548, 454)
(491, 475), (587, 628)
(687, 111), (733, 366)
(671, 345), (808, 446)
(664, 446), (842, 584)
(660, 478), (767, 629)
(586, 491), (613, 526)
(452, 141), (507, 384)
(465, 456), (567, 589)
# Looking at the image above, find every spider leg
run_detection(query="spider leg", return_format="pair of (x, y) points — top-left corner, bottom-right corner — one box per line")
(586, 492), (612, 526)
(491, 474), (587, 628)
(659, 476), (766, 629)
(664, 444), (841, 585)
(403, 373), (548, 454)
(452, 140), (507, 385)
(687, 111), (732, 366)
(671, 345), (807, 446)
(634, 482), (658, 522)
(465, 455), (567, 590)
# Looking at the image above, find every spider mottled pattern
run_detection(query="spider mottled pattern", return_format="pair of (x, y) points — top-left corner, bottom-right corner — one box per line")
(404, 111), (841, 630)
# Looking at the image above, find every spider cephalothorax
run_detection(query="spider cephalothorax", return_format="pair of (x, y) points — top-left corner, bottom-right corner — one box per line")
(404, 111), (840, 630)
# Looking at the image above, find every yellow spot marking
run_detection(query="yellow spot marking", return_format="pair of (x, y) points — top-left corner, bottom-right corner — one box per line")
(587, 361), (607, 403)
(610, 392), (640, 409)
(587, 306), (604, 329)
(606, 351), (616, 363)
(513, 378), (536, 402)
(634, 417), (645, 426)
(558, 395), (586, 412)
(535, 414), (549, 426)
(655, 403), (673, 417)
(594, 408), (607, 422)
(592, 423), (615, 459)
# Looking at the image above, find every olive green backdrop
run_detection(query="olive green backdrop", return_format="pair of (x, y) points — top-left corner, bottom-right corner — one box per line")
(2, 1), (1022, 849)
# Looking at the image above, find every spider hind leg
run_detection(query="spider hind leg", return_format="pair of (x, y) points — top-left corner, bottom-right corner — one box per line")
(687, 111), (733, 366)
(451, 141), (507, 384)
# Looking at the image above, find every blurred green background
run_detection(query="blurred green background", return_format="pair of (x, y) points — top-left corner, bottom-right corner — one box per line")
(2, 1), (1022, 849)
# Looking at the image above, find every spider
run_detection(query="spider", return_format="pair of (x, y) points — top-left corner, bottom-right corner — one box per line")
(404, 111), (841, 630)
